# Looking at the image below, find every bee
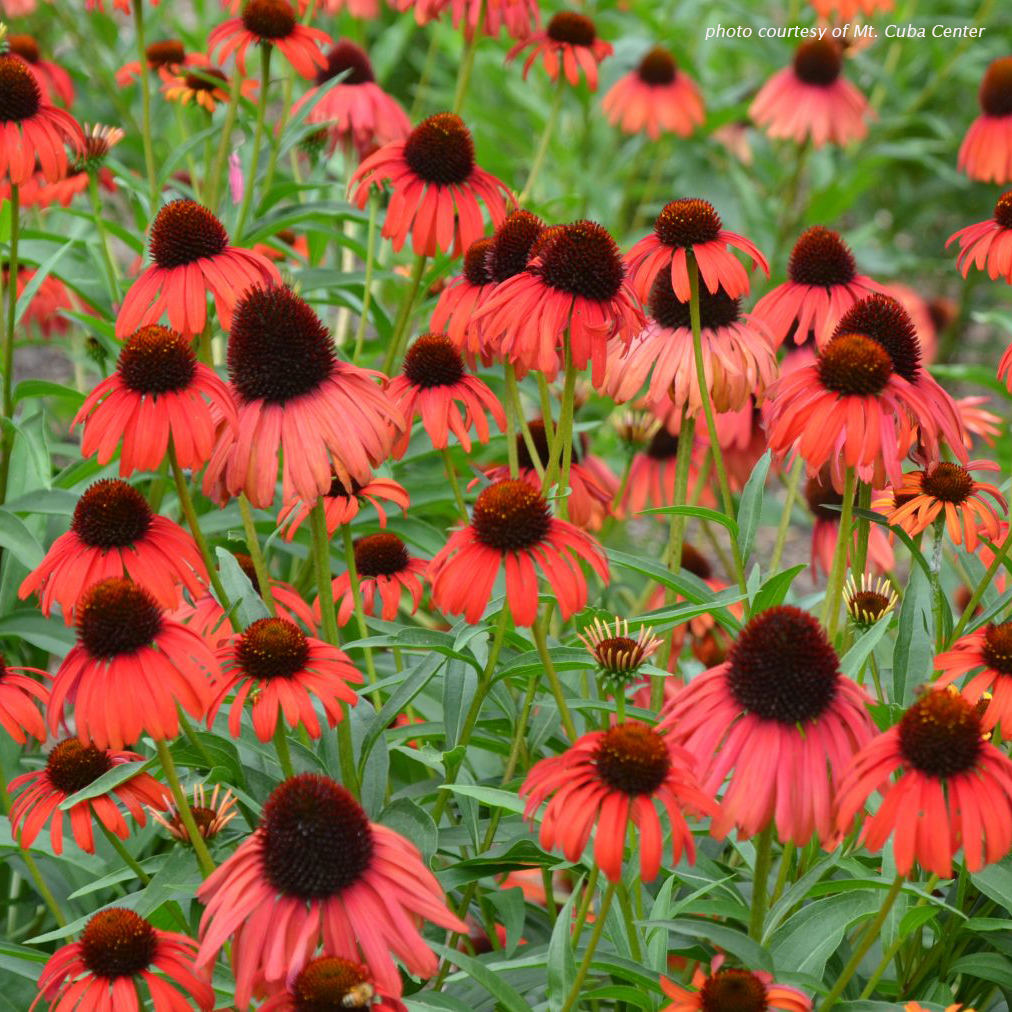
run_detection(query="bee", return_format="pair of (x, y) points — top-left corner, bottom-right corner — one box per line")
(342, 982), (376, 1007)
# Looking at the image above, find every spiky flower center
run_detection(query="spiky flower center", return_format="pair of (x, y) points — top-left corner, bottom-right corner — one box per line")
(646, 428), (679, 460)
(593, 722), (670, 795)
(788, 226), (857, 287)
(185, 68), (228, 92)
(354, 532), (410, 577)
(471, 479), (551, 552)
(149, 199), (229, 269)
(403, 333), (465, 389)
(242, 0), (297, 39)
(0, 55), (41, 122)
(292, 957), (374, 1010)
(535, 220), (625, 301)
(260, 773), (374, 900)
(920, 462), (974, 504)
(8, 35), (40, 64)
(589, 635), (650, 675)
(995, 191), (1012, 230)
(849, 590), (892, 623)
(980, 57), (1012, 118)
(189, 806), (222, 837)
(118, 324), (197, 395)
(805, 476), (843, 520)
(818, 332), (893, 396)
(648, 273), (740, 331)
(77, 579), (163, 659)
(489, 209), (544, 282)
(72, 479), (153, 549)
(462, 237), (494, 285)
(317, 40), (374, 86)
(725, 605), (840, 724)
(236, 617), (309, 681)
(145, 39), (186, 68)
(403, 113), (475, 186)
(228, 285), (336, 404)
(80, 909), (158, 979)
(654, 198), (722, 249)
(982, 622), (1012, 676)
(45, 738), (114, 795)
(898, 690), (983, 778)
(637, 46), (677, 86)
(793, 39), (842, 86)
(832, 294), (921, 382)
(700, 969), (770, 1012)
(546, 11), (597, 46)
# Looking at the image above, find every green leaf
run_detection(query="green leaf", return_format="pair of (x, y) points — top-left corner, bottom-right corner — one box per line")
(380, 798), (438, 866)
(13, 379), (85, 407)
(637, 504), (739, 537)
(750, 564), (806, 615)
(0, 610), (75, 654)
(59, 760), (151, 810)
(898, 905), (938, 938)
(215, 549), (270, 628)
(430, 945), (532, 1012)
(972, 856), (1012, 915)
(840, 612), (893, 679)
(949, 953), (1012, 990)
(892, 562), (934, 706)
(14, 240), (74, 329)
(736, 451), (771, 564)
(0, 508), (44, 570)
(440, 784), (525, 814)
(547, 883), (581, 1010)
(647, 918), (774, 973)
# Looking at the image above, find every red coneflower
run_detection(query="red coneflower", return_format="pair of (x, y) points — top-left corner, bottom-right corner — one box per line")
(31, 123), (123, 209)
(937, 622), (1012, 735)
(7, 34), (74, 107)
(956, 395), (1002, 449)
(752, 227), (883, 349)
(388, 333), (506, 456)
(959, 57), (1012, 184)
(116, 200), (280, 338)
(474, 220), (644, 386)
(602, 46), (704, 139)
(450, 0), (539, 39)
(661, 606), (875, 845)
(765, 296), (966, 490)
(47, 578), (218, 750)
(278, 474), (409, 539)
(0, 653), (48, 744)
(150, 782), (239, 843)
(290, 41), (410, 157)
(20, 479), (207, 621)
(520, 721), (716, 882)
(196, 773), (467, 1005)
(428, 478), (608, 626)
(209, 617), (361, 742)
(506, 11), (612, 91)
(750, 39), (870, 148)
(620, 426), (711, 519)
(626, 197), (769, 304)
(162, 59), (257, 112)
(318, 0), (380, 15)
(948, 191), (1012, 288)
(34, 908), (214, 1011)
(873, 461), (1005, 553)
(115, 37), (199, 87)
(0, 53), (83, 186)
(74, 324), (238, 477)
(203, 285), (403, 509)
(836, 688), (1012, 876)
(1, 266), (75, 338)
(328, 532), (427, 626)
(259, 957), (405, 1011)
(349, 112), (512, 257)
(605, 276), (777, 416)
(9, 738), (170, 855)
(209, 0), (331, 79)
(661, 958), (811, 1012)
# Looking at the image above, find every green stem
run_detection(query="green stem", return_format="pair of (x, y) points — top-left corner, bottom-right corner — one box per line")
(87, 172), (119, 303)
(339, 524), (380, 706)
(821, 467), (856, 640)
(852, 481), (872, 580)
(381, 253), (427, 376)
(531, 613), (578, 740)
(951, 524), (1012, 642)
(504, 364), (520, 477)
(133, 0), (158, 209)
(571, 867), (599, 943)
(98, 822), (151, 886)
(155, 740), (216, 878)
(506, 369), (545, 481)
(748, 823), (775, 941)
(451, 0), (484, 114)
(207, 69), (244, 211)
(236, 45), (273, 238)
(262, 64), (294, 197)
(770, 457), (804, 574)
(542, 340), (576, 499)
(520, 74), (565, 205)
(0, 183), (19, 514)
(769, 840), (795, 907)
(238, 493), (277, 614)
(560, 882), (615, 1012)
(441, 447), (468, 519)
(616, 883), (642, 962)
(410, 30), (441, 120)
(272, 721), (295, 778)
(352, 195), (379, 365)
(177, 708), (218, 770)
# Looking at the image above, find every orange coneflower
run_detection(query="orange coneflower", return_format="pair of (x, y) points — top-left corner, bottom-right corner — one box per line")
(808, 0), (891, 18)
(47, 578), (218, 750)
(203, 284), (403, 508)
(20, 479), (207, 621)
(74, 324), (238, 476)
(661, 606), (875, 845)
(196, 774), (467, 1006)
(602, 46), (704, 139)
(7, 34), (74, 107)
(115, 37), (200, 87)
(937, 622), (1012, 735)
(161, 59), (257, 112)
(948, 190), (1012, 288)
(428, 479), (608, 626)
(9, 738), (170, 855)
(520, 721), (716, 882)
(750, 39), (870, 148)
(327, 532), (427, 626)
(278, 474), (409, 539)
(626, 197), (769, 304)
(956, 395), (1002, 449)
(35, 909), (214, 1011)
(507, 11), (612, 90)
(259, 957), (406, 1011)
(836, 688), (1012, 876)
(661, 958), (811, 1012)
(959, 57), (1012, 184)
(349, 112), (513, 257)
(0, 652), (48, 744)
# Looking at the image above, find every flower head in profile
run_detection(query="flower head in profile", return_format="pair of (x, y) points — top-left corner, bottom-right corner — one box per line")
(196, 773), (467, 1006)
(521, 720), (717, 882)
(349, 112), (513, 256)
(937, 622), (1012, 735)
(661, 606), (875, 845)
(844, 573), (898, 629)
(836, 688), (1012, 876)
(750, 39), (870, 148)
(35, 908), (213, 1011)
(661, 958), (811, 1012)
(278, 473), (409, 540)
(9, 738), (169, 854)
(626, 197), (769, 304)
(150, 782), (239, 844)
(959, 57), (1012, 183)
(602, 46), (704, 139)
(0, 652), (48, 744)
(507, 11), (612, 90)
(428, 478), (609, 626)
(329, 532), (427, 626)
(578, 617), (662, 687)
